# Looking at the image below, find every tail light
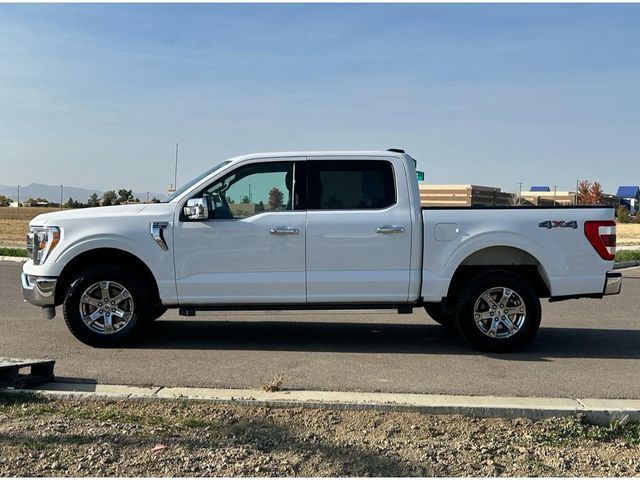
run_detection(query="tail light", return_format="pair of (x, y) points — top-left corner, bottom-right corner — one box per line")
(584, 220), (616, 261)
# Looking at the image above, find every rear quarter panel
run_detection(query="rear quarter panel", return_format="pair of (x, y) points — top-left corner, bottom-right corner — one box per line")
(421, 207), (615, 302)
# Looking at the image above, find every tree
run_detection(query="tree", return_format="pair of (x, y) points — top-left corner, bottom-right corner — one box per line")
(117, 189), (133, 204)
(0, 195), (13, 207)
(255, 201), (265, 213)
(616, 205), (631, 223)
(241, 195), (251, 204)
(102, 190), (117, 206)
(25, 197), (49, 206)
(87, 193), (100, 207)
(577, 180), (604, 205)
(150, 197), (161, 203)
(577, 180), (591, 204)
(65, 197), (75, 208)
(268, 187), (284, 211)
(590, 182), (603, 205)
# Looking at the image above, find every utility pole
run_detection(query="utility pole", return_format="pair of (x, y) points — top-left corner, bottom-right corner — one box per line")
(517, 182), (523, 206)
(146, 191), (150, 203)
(60, 185), (63, 210)
(553, 185), (558, 205)
(575, 179), (579, 205)
(248, 184), (252, 202)
(17, 185), (20, 213)
(174, 143), (179, 192)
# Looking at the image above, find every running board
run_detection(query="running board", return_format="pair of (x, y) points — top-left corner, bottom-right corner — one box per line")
(178, 303), (419, 316)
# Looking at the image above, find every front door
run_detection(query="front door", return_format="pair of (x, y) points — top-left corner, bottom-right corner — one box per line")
(305, 157), (413, 303)
(173, 159), (306, 304)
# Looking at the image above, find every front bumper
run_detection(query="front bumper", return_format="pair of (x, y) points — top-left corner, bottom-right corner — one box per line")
(603, 271), (622, 296)
(21, 272), (57, 307)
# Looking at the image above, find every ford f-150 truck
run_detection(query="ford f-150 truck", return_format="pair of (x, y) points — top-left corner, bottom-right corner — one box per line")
(21, 150), (622, 351)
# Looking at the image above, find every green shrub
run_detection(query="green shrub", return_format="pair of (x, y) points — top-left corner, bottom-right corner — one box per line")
(0, 247), (27, 257)
(616, 205), (631, 223)
(615, 250), (640, 262)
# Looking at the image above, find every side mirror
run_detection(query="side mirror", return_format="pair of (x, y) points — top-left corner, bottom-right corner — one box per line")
(183, 198), (209, 220)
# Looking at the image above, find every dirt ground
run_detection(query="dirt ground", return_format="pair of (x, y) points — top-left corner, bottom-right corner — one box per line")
(1, 393), (639, 477)
(0, 208), (59, 247)
(618, 223), (640, 245)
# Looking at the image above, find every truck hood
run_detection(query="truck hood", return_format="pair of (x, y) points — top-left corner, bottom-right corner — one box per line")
(29, 204), (154, 227)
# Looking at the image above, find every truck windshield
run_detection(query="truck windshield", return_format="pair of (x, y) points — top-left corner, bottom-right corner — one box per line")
(162, 161), (231, 202)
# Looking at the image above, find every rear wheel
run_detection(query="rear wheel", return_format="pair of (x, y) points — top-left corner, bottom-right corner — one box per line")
(453, 270), (541, 352)
(62, 264), (151, 347)
(424, 302), (453, 326)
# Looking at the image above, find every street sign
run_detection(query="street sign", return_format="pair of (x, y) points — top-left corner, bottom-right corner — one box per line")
(416, 170), (425, 182)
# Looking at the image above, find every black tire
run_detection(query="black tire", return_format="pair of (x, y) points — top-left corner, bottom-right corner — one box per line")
(453, 270), (541, 352)
(62, 264), (151, 347)
(424, 302), (453, 326)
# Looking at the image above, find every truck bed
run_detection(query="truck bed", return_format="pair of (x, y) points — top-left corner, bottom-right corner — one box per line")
(420, 205), (615, 302)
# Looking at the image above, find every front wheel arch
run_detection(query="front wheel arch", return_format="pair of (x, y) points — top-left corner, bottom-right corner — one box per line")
(55, 248), (160, 308)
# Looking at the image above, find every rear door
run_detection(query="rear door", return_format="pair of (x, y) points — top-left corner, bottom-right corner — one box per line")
(305, 156), (413, 303)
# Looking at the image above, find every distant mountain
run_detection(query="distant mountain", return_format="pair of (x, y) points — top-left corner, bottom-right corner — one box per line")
(0, 183), (166, 204)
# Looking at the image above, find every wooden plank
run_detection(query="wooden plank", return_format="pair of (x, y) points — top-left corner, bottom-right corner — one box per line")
(0, 358), (55, 388)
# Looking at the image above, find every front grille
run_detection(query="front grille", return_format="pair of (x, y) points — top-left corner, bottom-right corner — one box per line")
(26, 232), (34, 259)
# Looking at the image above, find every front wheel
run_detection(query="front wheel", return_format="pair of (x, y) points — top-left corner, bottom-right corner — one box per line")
(62, 264), (151, 347)
(453, 270), (541, 352)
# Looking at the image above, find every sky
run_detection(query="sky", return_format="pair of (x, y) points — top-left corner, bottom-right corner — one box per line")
(0, 3), (639, 195)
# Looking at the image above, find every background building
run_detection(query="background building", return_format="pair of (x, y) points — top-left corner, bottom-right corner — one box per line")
(616, 186), (640, 214)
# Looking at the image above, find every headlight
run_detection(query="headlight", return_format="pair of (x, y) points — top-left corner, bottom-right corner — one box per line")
(26, 226), (61, 265)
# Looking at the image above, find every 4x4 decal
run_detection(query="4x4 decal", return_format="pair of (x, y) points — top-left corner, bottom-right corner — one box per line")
(538, 220), (578, 229)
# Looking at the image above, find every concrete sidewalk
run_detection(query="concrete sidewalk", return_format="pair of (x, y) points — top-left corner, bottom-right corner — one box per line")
(7, 381), (640, 425)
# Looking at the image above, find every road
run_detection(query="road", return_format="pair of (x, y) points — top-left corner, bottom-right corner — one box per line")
(2, 262), (639, 399)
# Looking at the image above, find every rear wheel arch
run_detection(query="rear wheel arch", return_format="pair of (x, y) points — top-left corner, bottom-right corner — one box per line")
(54, 248), (161, 307)
(444, 246), (550, 310)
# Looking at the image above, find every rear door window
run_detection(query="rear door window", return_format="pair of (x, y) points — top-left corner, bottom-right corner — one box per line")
(307, 160), (396, 210)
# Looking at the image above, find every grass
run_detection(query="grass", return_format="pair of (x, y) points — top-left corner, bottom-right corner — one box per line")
(0, 392), (220, 431)
(615, 249), (640, 262)
(0, 247), (28, 257)
(533, 415), (640, 446)
(261, 371), (287, 392)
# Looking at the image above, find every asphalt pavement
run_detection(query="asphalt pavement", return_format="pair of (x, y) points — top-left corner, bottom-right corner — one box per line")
(1, 262), (639, 399)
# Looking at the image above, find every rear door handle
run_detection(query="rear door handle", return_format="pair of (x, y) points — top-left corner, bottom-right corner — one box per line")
(376, 225), (405, 234)
(270, 227), (299, 235)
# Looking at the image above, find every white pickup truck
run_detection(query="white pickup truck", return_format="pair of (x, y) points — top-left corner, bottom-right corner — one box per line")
(21, 149), (621, 351)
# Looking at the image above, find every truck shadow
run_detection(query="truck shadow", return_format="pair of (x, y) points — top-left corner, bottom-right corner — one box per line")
(137, 320), (640, 360)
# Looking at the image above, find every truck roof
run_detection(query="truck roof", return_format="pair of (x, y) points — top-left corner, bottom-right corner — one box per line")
(225, 150), (411, 163)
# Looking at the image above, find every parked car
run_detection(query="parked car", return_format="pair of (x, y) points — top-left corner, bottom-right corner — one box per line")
(21, 150), (621, 351)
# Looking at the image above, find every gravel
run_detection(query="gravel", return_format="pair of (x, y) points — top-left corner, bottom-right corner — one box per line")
(1, 393), (640, 477)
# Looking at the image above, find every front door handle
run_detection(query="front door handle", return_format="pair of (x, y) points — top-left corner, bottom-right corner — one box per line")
(376, 225), (405, 234)
(270, 227), (299, 235)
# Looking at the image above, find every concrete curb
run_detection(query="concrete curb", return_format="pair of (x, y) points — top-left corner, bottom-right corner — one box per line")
(0, 256), (27, 263)
(6, 382), (640, 425)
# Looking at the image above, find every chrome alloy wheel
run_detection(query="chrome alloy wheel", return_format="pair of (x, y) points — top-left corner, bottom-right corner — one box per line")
(473, 287), (526, 339)
(78, 281), (135, 335)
